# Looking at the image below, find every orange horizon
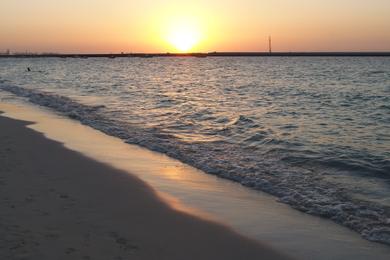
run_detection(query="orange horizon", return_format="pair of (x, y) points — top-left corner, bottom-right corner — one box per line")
(1, 0), (390, 53)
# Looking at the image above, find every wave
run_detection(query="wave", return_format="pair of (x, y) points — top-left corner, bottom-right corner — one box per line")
(1, 83), (390, 245)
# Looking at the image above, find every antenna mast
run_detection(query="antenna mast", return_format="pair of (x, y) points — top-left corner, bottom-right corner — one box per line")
(268, 36), (272, 54)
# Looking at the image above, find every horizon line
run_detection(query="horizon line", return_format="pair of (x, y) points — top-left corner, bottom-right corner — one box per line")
(1, 51), (390, 57)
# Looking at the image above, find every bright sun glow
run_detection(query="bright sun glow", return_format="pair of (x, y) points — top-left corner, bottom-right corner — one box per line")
(165, 17), (202, 52)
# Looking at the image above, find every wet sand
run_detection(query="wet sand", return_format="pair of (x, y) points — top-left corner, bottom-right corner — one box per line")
(0, 114), (290, 260)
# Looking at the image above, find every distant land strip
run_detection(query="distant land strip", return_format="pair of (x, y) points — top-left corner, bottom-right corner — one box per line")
(0, 52), (390, 58)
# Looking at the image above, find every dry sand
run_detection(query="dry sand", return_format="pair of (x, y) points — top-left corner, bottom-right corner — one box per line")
(0, 115), (291, 260)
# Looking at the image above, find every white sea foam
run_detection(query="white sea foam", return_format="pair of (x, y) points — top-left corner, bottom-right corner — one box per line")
(1, 81), (390, 245)
(1, 57), (390, 244)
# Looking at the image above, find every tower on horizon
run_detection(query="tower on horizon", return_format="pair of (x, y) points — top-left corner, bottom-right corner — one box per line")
(268, 36), (272, 53)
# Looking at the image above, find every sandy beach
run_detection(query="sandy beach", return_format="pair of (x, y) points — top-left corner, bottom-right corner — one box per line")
(0, 114), (290, 260)
(1, 1), (389, 258)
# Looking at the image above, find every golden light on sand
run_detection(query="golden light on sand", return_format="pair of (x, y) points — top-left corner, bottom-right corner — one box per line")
(165, 17), (202, 52)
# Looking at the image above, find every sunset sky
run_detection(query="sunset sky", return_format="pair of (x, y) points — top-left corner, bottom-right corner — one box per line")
(1, 0), (389, 53)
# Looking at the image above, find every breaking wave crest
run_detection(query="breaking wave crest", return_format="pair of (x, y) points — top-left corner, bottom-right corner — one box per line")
(1, 83), (390, 245)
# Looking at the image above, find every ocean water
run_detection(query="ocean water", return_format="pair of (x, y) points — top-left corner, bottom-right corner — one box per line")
(0, 57), (389, 244)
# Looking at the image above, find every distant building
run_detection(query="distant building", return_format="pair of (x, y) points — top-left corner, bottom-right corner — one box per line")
(0, 49), (10, 55)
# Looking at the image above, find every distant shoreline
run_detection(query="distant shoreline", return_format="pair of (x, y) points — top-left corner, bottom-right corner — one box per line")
(1, 51), (390, 58)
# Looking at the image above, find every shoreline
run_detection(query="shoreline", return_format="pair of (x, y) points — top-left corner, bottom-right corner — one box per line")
(1, 100), (390, 259)
(1, 74), (389, 247)
(0, 114), (290, 259)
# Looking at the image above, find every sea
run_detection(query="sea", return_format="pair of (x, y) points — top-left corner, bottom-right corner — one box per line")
(0, 56), (389, 244)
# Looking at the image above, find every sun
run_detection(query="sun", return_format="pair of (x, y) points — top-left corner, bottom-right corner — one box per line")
(165, 18), (202, 52)
(168, 27), (199, 52)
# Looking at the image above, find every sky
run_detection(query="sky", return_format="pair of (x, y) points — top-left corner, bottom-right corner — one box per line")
(1, 0), (389, 53)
